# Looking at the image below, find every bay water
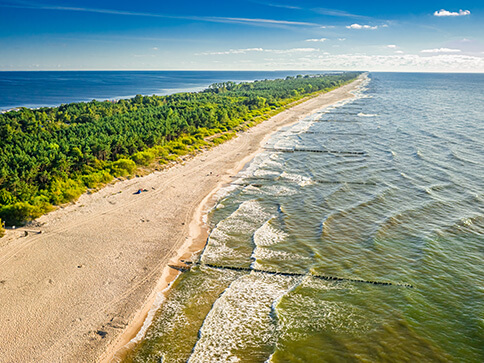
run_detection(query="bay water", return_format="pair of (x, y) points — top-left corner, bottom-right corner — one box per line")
(125, 72), (484, 362)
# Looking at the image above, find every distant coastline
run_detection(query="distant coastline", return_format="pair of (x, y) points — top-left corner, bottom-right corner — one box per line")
(0, 72), (360, 228)
(0, 70), (345, 111)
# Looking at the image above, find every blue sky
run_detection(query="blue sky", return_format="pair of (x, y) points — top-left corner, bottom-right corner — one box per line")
(1, 0), (483, 71)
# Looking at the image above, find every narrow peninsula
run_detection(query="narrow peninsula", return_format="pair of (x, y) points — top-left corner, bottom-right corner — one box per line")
(0, 73), (364, 362)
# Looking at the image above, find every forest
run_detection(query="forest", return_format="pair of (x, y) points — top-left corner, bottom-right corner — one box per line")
(0, 72), (360, 228)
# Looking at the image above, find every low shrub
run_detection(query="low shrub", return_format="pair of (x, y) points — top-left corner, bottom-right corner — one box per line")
(166, 141), (188, 155)
(110, 159), (137, 177)
(132, 151), (155, 166)
(0, 218), (5, 238)
(81, 170), (113, 188)
(49, 178), (86, 205)
(0, 202), (47, 226)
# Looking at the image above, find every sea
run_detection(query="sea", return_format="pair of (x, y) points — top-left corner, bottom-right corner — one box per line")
(0, 70), (327, 111)
(122, 73), (484, 362)
(1, 72), (483, 362)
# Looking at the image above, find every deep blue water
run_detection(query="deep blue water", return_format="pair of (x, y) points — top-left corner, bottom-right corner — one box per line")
(0, 70), (328, 110)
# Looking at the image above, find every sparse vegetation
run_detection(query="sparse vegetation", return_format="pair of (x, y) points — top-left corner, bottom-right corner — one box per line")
(0, 218), (5, 237)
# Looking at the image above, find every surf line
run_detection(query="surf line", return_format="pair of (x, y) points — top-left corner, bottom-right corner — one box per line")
(169, 263), (414, 289)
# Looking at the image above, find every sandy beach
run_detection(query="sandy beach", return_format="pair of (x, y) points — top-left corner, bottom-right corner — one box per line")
(0, 75), (365, 363)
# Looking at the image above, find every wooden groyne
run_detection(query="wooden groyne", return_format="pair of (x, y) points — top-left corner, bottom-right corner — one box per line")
(263, 147), (367, 156)
(314, 180), (376, 185)
(313, 119), (360, 123)
(230, 176), (376, 186)
(320, 112), (359, 116)
(294, 131), (366, 136)
(169, 263), (413, 288)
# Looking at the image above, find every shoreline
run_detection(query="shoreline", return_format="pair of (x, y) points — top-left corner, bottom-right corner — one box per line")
(0, 75), (366, 363)
(103, 74), (368, 362)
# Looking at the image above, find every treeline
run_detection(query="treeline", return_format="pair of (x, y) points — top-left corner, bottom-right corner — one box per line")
(0, 72), (360, 226)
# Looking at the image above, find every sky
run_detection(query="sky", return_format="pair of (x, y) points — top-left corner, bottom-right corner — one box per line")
(1, 0), (484, 72)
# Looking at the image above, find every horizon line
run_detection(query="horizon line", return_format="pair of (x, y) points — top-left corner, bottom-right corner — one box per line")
(1, 69), (484, 74)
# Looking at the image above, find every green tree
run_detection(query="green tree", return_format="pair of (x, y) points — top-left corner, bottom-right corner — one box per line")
(0, 72), (361, 226)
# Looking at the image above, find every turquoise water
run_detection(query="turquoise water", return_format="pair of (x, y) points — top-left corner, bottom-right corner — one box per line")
(125, 73), (484, 362)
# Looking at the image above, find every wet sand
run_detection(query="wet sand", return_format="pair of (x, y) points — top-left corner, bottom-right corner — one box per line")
(0, 75), (365, 363)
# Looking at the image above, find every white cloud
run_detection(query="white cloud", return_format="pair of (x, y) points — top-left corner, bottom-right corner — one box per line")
(434, 9), (471, 17)
(152, 47), (158, 50)
(338, 38), (346, 41)
(199, 47), (319, 55)
(193, 46), (484, 72)
(346, 24), (378, 30)
(273, 48), (318, 53)
(199, 48), (264, 55)
(1, 3), (319, 28)
(261, 53), (484, 72)
(306, 38), (327, 42)
(421, 48), (462, 53)
(387, 45), (397, 48)
(218, 16), (318, 26)
(254, 2), (301, 10)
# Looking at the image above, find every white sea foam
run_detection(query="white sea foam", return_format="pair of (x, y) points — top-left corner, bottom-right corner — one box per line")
(243, 184), (263, 193)
(272, 280), (375, 347)
(273, 138), (299, 150)
(188, 273), (300, 363)
(251, 219), (311, 269)
(202, 243), (246, 262)
(259, 158), (283, 170)
(253, 219), (288, 247)
(237, 152), (280, 180)
(252, 248), (308, 270)
(276, 295), (372, 335)
(287, 120), (314, 134)
(264, 184), (298, 196)
(127, 287), (168, 345)
(202, 200), (271, 264)
(253, 169), (280, 178)
(216, 200), (270, 233)
(280, 171), (314, 187)
(134, 267), (241, 362)
(213, 183), (241, 202)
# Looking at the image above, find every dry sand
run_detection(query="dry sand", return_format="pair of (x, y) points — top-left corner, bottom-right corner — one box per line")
(0, 75), (365, 363)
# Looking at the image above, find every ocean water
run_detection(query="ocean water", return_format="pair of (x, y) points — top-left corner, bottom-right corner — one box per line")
(0, 70), (327, 110)
(125, 72), (484, 362)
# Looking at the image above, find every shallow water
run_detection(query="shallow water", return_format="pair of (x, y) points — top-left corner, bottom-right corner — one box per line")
(125, 73), (484, 362)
